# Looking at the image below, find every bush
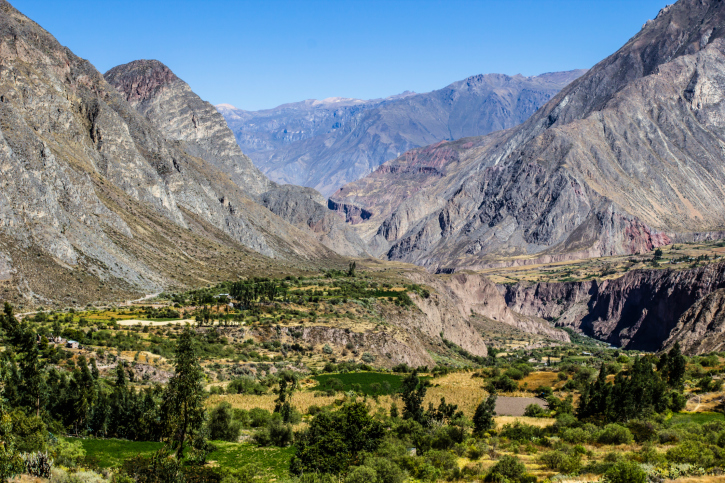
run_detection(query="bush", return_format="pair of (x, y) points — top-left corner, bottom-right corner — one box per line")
(603, 460), (646, 483)
(597, 424), (633, 445)
(248, 407), (272, 428)
(252, 419), (293, 447)
(523, 403), (547, 418)
(537, 450), (581, 474)
(665, 440), (715, 467)
(361, 352), (376, 363)
(208, 403), (241, 441)
(500, 421), (542, 442)
(49, 469), (106, 483)
(22, 451), (53, 478)
(364, 457), (406, 483)
(484, 455), (529, 482)
(50, 439), (85, 468)
(626, 420), (658, 443)
(562, 427), (590, 444)
(345, 465), (377, 483)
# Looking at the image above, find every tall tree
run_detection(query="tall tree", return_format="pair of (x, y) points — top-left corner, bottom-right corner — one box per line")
(473, 392), (497, 435)
(665, 342), (687, 390)
(400, 370), (426, 424)
(0, 361), (23, 482)
(160, 327), (206, 459)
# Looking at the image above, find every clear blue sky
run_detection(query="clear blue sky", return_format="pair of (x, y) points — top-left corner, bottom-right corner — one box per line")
(13, 0), (667, 111)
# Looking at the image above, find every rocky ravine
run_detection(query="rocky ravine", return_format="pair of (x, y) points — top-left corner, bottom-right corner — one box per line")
(663, 288), (725, 355)
(219, 71), (584, 197)
(104, 60), (369, 259)
(332, 0), (725, 271)
(501, 262), (725, 352)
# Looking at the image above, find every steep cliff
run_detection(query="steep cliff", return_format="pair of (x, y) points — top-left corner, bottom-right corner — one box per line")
(0, 1), (341, 307)
(663, 288), (725, 355)
(334, 0), (725, 270)
(502, 262), (725, 351)
(105, 60), (369, 258)
(219, 71), (584, 196)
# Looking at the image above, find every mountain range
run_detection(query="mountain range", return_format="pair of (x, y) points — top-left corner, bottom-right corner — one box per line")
(331, 0), (725, 272)
(218, 70), (585, 196)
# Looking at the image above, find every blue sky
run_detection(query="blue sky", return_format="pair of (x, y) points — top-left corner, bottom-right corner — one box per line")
(14, 0), (667, 111)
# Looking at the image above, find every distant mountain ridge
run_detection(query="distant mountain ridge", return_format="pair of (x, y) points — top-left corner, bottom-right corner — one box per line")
(218, 70), (585, 196)
(331, 0), (725, 271)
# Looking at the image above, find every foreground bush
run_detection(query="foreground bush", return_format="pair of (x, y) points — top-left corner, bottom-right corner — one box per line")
(597, 423), (633, 445)
(603, 460), (646, 483)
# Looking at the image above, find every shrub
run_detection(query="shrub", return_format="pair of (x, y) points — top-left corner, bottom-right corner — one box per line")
(597, 424), (633, 445)
(500, 421), (542, 442)
(562, 427), (590, 444)
(323, 344), (333, 354)
(484, 455), (529, 482)
(345, 465), (377, 483)
(22, 451), (53, 478)
(665, 440), (715, 467)
(50, 439), (86, 467)
(364, 457), (406, 483)
(49, 469), (106, 483)
(208, 402), (241, 441)
(537, 450), (581, 474)
(361, 352), (376, 363)
(248, 407), (272, 427)
(626, 420), (658, 443)
(253, 419), (293, 447)
(603, 460), (646, 483)
(523, 403), (547, 418)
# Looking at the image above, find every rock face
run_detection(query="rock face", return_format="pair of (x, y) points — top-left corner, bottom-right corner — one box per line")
(104, 60), (272, 196)
(405, 271), (570, 343)
(502, 262), (725, 351)
(333, 0), (725, 270)
(663, 288), (725, 355)
(105, 60), (370, 259)
(0, 1), (342, 306)
(218, 71), (585, 196)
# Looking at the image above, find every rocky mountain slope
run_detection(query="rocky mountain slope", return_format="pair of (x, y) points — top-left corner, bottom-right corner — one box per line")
(104, 60), (369, 258)
(663, 288), (725, 355)
(332, 0), (725, 271)
(501, 262), (725, 351)
(219, 71), (584, 196)
(0, 1), (346, 308)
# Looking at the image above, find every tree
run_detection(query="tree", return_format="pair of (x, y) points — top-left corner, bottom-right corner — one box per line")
(160, 327), (206, 460)
(400, 370), (426, 424)
(0, 362), (23, 482)
(290, 402), (384, 475)
(473, 392), (497, 435)
(665, 342), (687, 390)
(207, 403), (240, 442)
(347, 261), (356, 277)
(274, 371), (298, 423)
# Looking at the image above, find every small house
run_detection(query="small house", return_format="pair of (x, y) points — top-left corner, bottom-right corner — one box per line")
(66, 340), (80, 349)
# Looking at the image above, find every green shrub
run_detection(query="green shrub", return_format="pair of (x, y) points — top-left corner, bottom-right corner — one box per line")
(626, 420), (658, 443)
(208, 402), (241, 442)
(665, 440), (715, 467)
(345, 465), (377, 483)
(537, 450), (581, 474)
(50, 439), (86, 468)
(248, 407), (272, 427)
(597, 424), (633, 445)
(364, 456), (406, 483)
(252, 419), (293, 447)
(523, 404), (547, 418)
(603, 460), (646, 483)
(484, 455), (529, 482)
(562, 427), (590, 444)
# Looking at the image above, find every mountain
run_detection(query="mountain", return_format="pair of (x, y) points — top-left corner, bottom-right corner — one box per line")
(0, 1), (347, 308)
(332, 0), (725, 271)
(218, 71), (585, 196)
(104, 60), (369, 258)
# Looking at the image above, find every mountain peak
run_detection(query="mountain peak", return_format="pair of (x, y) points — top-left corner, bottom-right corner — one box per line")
(104, 59), (180, 103)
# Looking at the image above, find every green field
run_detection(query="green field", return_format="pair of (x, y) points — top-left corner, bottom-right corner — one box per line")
(72, 438), (293, 480)
(71, 438), (163, 468)
(668, 411), (725, 425)
(313, 371), (426, 395)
